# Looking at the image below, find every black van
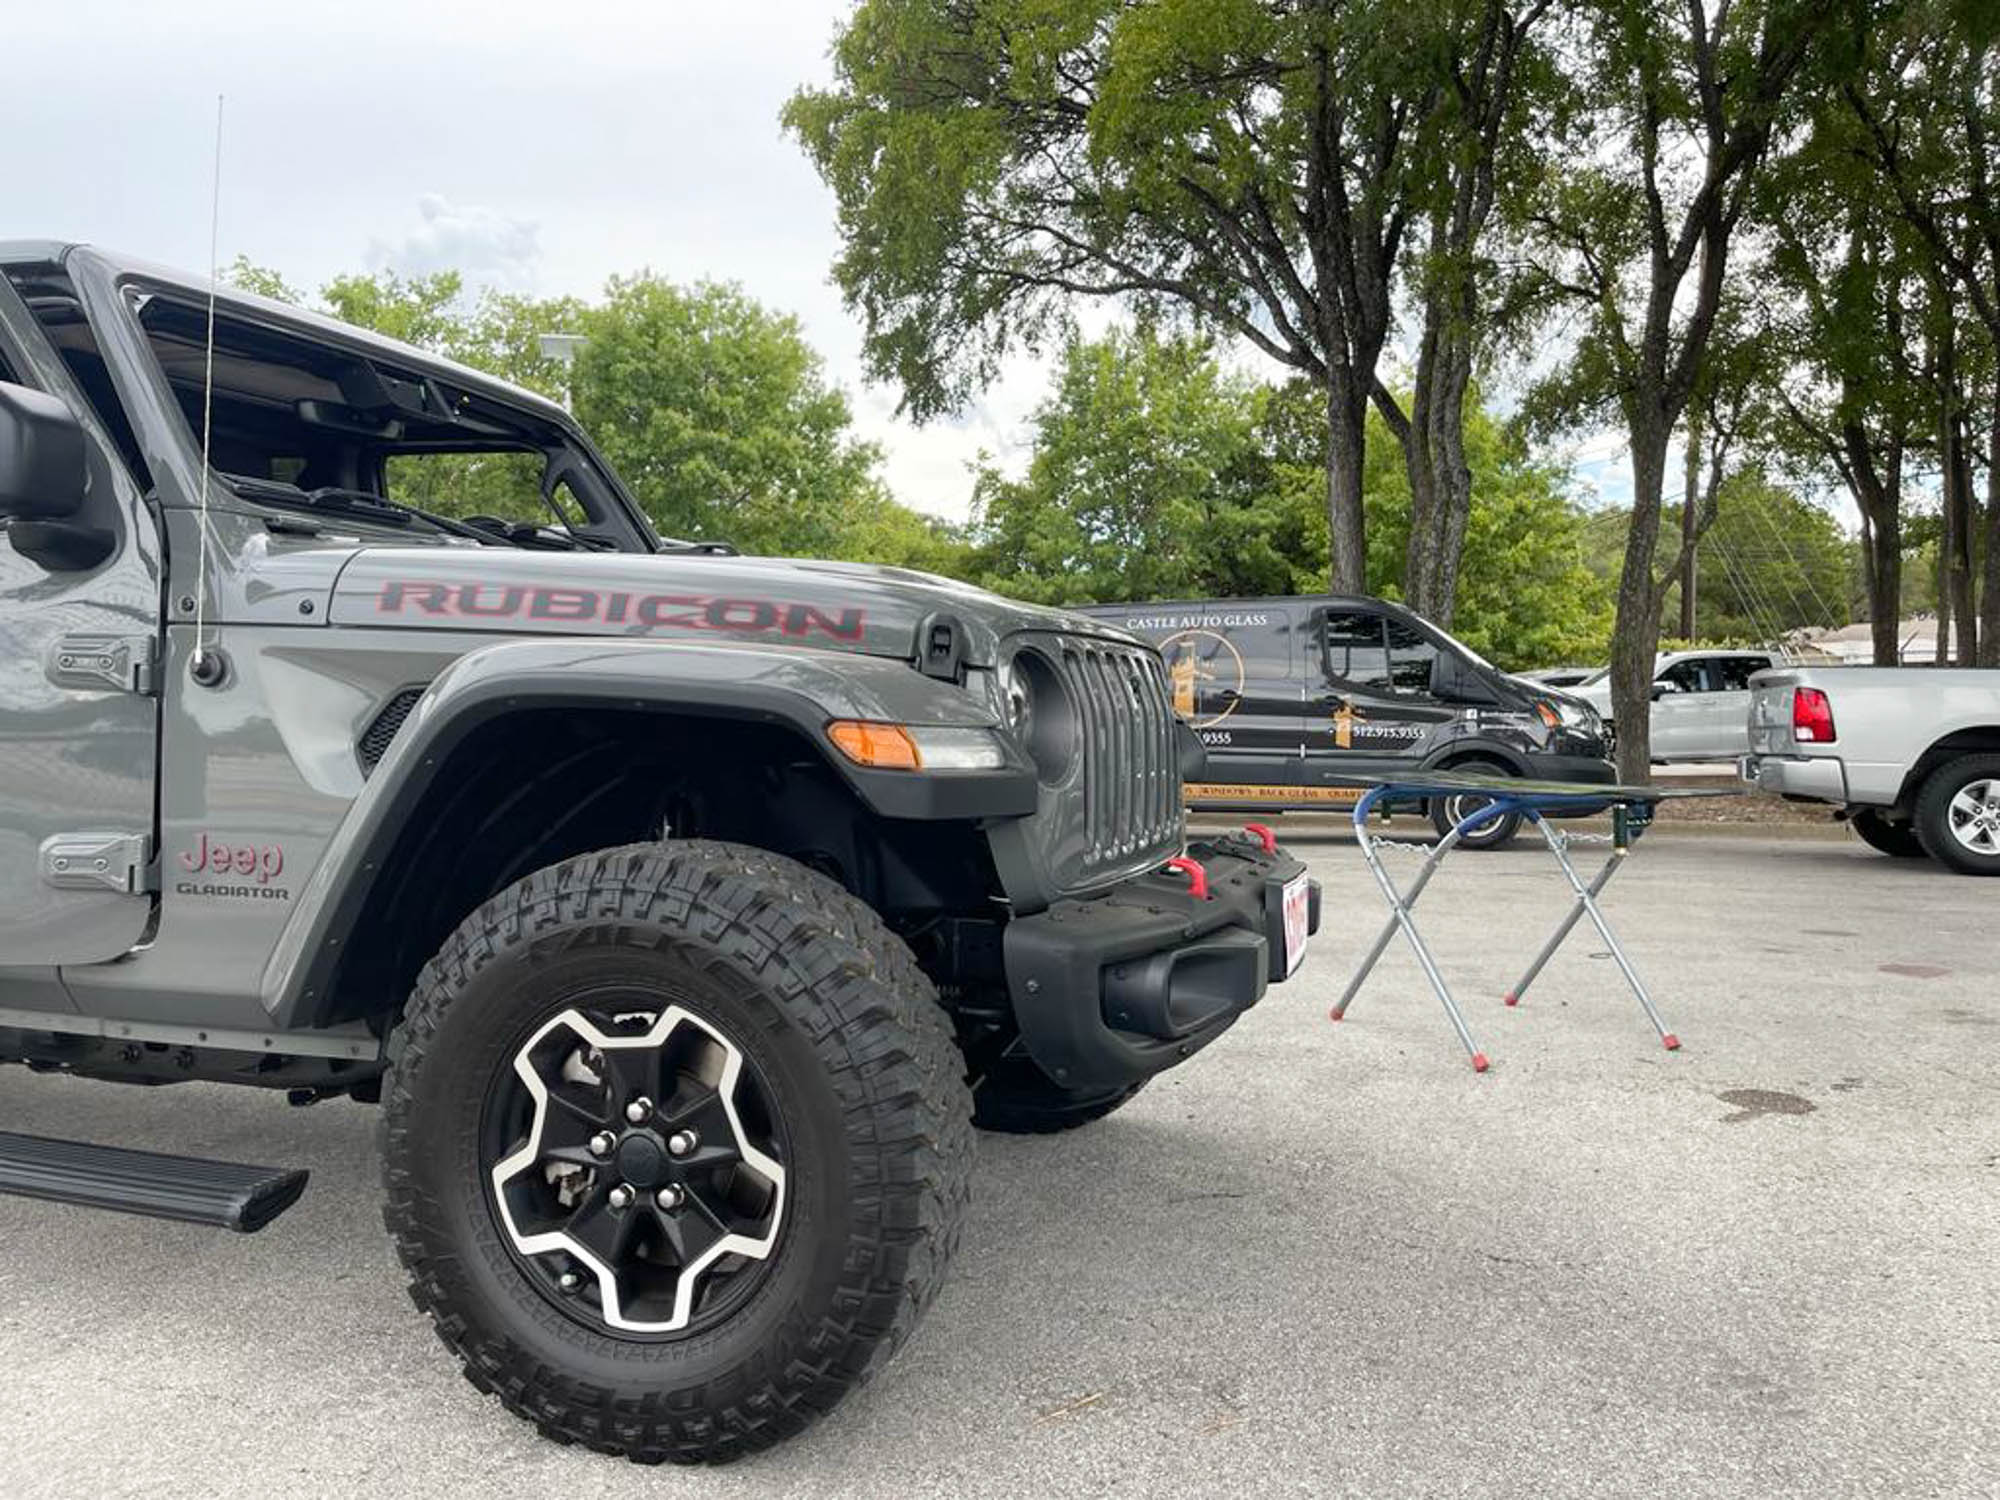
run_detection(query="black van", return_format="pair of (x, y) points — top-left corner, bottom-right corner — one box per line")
(1082, 594), (1615, 849)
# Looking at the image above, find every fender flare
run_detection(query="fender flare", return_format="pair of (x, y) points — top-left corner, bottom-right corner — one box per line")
(259, 637), (1034, 1026)
(1421, 739), (1532, 777)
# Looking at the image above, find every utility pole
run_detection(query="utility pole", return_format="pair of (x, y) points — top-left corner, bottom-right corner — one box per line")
(536, 333), (588, 413)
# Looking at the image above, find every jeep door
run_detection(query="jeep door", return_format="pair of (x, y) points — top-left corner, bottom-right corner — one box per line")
(1155, 610), (1304, 788)
(1301, 606), (1456, 790)
(0, 271), (162, 970)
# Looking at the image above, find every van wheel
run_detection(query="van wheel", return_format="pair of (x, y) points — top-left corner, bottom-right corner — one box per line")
(1914, 755), (2000, 875)
(1850, 808), (1926, 859)
(1430, 768), (1522, 851)
(380, 840), (973, 1463)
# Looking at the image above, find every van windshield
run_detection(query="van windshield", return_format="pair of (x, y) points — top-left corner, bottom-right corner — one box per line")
(1423, 618), (1500, 674)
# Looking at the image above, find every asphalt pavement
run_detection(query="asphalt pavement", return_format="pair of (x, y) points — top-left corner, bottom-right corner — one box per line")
(2, 828), (1995, 1498)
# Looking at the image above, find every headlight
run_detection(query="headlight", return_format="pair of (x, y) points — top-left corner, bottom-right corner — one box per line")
(1003, 648), (1078, 784)
(1539, 695), (1595, 730)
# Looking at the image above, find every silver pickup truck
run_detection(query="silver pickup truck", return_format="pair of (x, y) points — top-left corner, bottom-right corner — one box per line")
(1740, 666), (2000, 874)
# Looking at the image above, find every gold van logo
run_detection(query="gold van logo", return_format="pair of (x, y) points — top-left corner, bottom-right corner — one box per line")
(1160, 629), (1245, 728)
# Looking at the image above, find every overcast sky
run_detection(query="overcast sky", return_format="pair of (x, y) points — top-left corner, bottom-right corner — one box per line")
(14, 0), (1635, 522)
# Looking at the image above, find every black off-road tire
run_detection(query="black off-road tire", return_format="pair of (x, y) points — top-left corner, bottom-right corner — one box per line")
(1850, 807), (1927, 859)
(1914, 754), (2000, 876)
(379, 840), (974, 1464)
(970, 1057), (1146, 1134)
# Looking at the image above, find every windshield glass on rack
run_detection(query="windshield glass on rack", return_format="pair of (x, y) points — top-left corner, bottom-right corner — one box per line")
(124, 289), (653, 551)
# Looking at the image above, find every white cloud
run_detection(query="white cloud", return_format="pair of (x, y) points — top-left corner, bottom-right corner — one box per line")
(367, 195), (543, 291)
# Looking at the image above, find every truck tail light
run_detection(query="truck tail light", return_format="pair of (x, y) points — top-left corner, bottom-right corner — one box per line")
(1792, 687), (1835, 743)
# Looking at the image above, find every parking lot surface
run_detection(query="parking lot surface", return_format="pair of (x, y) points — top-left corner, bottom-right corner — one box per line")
(2, 829), (1995, 1498)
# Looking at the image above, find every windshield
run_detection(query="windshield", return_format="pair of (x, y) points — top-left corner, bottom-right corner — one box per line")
(121, 288), (659, 552)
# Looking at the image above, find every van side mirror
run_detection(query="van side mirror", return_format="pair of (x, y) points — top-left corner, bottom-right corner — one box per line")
(0, 381), (88, 520)
(0, 382), (113, 571)
(1650, 681), (1669, 701)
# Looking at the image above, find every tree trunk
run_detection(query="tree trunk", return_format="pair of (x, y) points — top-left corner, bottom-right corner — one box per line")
(1948, 412), (1978, 666)
(1325, 371), (1368, 593)
(1423, 341), (1477, 626)
(1611, 416), (1672, 779)
(1983, 383), (2000, 667)
(1678, 416), (1701, 638)
(1396, 317), (1475, 625)
(1842, 418), (1903, 665)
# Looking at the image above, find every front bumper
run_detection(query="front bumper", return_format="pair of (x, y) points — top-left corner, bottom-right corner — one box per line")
(1002, 835), (1321, 1090)
(1739, 753), (1847, 804)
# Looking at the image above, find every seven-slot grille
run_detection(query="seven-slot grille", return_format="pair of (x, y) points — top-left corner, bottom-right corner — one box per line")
(1057, 637), (1182, 878)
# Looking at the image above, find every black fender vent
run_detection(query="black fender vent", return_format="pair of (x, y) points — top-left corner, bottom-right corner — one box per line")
(358, 687), (426, 775)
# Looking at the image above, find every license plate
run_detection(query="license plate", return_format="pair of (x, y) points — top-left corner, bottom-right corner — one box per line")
(1281, 871), (1311, 976)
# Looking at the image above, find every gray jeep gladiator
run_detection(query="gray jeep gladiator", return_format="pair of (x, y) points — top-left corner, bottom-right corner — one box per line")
(0, 243), (1318, 1464)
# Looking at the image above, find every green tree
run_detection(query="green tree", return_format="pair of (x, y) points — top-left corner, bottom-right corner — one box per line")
(227, 261), (959, 567)
(787, 0), (1560, 600)
(967, 327), (1606, 666)
(1521, 0), (1847, 775)
(1352, 398), (1610, 668)
(571, 275), (885, 556)
(966, 327), (1315, 603)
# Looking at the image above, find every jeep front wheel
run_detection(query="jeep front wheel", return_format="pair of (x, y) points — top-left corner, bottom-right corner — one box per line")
(380, 840), (973, 1464)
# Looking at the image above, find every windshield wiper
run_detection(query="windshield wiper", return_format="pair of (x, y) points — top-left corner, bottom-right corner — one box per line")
(223, 476), (505, 545)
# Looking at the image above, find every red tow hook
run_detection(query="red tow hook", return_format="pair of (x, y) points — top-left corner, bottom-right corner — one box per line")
(1163, 855), (1211, 901)
(1242, 822), (1277, 854)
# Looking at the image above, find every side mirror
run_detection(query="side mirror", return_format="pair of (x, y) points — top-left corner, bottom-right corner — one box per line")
(1650, 681), (1669, 701)
(0, 381), (112, 571)
(0, 381), (88, 520)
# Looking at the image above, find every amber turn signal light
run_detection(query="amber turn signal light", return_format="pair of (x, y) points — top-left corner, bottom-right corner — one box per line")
(826, 720), (922, 770)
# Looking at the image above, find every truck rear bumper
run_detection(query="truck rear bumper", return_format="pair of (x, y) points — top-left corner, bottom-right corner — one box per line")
(1002, 836), (1320, 1091)
(1740, 753), (1847, 804)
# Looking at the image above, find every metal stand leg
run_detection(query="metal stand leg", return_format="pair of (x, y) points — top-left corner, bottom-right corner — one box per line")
(1515, 813), (1680, 1051)
(1334, 788), (1506, 1072)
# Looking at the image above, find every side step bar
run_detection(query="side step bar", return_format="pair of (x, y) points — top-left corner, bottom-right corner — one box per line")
(0, 1131), (308, 1234)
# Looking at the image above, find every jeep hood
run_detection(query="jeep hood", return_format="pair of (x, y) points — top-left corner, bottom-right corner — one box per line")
(326, 546), (1134, 668)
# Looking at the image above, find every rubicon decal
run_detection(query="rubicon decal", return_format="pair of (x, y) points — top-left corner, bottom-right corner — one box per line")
(176, 833), (291, 901)
(375, 582), (865, 641)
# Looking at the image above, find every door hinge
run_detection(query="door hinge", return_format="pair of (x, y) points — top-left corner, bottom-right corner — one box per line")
(40, 833), (156, 894)
(48, 634), (160, 696)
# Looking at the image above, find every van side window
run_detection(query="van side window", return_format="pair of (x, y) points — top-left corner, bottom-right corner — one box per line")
(1323, 610), (1390, 690)
(1385, 619), (1438, 694)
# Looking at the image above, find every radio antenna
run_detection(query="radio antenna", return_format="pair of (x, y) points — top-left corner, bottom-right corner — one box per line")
(190, 93), (224, 679)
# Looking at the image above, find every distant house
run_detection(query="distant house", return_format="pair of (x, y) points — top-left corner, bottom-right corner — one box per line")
(1795, 617), (1939, 665)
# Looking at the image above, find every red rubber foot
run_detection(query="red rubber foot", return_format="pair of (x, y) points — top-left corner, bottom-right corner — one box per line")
(1471, 1052), (1490, 1073)
(1328, 1009), (1345, 1023)
(1502, 991), (1519, 1007)
(1662, 1033), (1681, 1051)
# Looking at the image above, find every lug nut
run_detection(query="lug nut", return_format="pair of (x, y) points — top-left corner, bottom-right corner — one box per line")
(666, 1129), (698, 1158)
(608, 1184), (635, 1209)
(625, 1096), (653, 1124)
(588, 1131), (616, 1158)
(557, 1271), (583, 1293)
(654, 1185), (685, 1210)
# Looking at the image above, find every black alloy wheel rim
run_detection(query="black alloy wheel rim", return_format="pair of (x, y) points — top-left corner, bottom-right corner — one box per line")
(479, 985), (789, 1341)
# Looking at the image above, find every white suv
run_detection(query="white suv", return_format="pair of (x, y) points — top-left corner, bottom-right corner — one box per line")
(1573, 649), (1780, 762)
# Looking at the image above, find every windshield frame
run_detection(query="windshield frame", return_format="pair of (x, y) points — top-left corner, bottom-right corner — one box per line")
(103, 267), (664, 553)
